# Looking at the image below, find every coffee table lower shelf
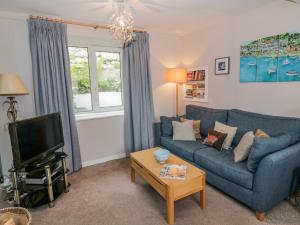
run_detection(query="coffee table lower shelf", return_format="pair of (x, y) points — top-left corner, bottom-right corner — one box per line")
(130, 151), (206, 225)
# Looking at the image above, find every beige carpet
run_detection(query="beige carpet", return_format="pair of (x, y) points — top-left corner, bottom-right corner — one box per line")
(26, 159), (300, 225)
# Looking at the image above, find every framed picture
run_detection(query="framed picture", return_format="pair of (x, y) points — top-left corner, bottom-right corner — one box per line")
(240, 31), (300, 83)
(215, 57), (230, 75)
(183, 66), (208, 102)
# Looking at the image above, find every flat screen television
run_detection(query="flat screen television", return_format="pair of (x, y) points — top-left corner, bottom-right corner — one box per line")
(9, 113), (64, 169)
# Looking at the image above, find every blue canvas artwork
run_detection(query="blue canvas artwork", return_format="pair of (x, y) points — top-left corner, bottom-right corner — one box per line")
(240, 32), (300, 82)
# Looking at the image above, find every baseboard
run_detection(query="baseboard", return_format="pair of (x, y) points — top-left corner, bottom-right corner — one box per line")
(82, 153), (127, 167)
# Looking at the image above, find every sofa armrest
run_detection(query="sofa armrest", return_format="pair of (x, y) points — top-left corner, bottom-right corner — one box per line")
(154, 122), (161, 147)
(252, 142), (300, 212)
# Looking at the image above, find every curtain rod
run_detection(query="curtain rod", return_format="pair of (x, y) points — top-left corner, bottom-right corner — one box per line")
(29, 15), (146, 33)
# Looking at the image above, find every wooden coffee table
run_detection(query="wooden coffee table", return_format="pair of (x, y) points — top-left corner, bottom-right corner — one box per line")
(130, 148), (206, 225)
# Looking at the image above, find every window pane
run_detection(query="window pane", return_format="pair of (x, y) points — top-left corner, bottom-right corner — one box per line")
(69, 47), (92, 112)
(96, 51), (122, 107)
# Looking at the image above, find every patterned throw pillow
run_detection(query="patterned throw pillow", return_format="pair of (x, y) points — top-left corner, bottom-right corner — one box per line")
(255, 129), (270, 139)
(203, 129), (228, 151)
(180, 118), (201, 139)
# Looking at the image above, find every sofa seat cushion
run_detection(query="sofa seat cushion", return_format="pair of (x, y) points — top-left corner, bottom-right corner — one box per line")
(227, 109), (300, 146)
(194, 148), (254, 189)
(160, 136), (207, 161)
(186, 105), (228, 137)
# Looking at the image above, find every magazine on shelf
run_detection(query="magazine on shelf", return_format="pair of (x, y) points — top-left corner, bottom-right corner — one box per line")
(159, 164), (187, 180)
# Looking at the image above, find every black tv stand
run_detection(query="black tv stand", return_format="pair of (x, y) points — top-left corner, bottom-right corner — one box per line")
(34, 154), (56, 167)
(9, 152), (69, 208)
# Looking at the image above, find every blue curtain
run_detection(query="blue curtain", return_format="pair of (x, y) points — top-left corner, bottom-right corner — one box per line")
(123, 33), (155, 154)
(28, 19), (82, 172)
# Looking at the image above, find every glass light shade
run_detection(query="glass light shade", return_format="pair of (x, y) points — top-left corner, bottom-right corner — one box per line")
(165, 68), (187, 83)
(0, 74), (29, 96)
(109, 1), (134, 44)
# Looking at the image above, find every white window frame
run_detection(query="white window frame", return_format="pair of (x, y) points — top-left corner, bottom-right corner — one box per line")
(68, 43), (123, 116)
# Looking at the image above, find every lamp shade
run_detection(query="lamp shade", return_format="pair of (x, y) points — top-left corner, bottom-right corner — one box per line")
(165, 68), (187, 83)
(0, 74), (29, 96)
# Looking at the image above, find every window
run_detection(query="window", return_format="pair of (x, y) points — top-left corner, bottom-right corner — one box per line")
(69, 45), (123, 114)
(69, 47), (92, 112)
(96, 51), (122, 107)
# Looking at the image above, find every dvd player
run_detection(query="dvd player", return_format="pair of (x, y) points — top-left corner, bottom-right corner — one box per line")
(25, 165), (63, 185)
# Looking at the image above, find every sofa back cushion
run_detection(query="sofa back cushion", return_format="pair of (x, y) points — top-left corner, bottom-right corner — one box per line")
(227, 109), (300, 146)
(160, 116), (180, 137)
(186, 105), (228, 137)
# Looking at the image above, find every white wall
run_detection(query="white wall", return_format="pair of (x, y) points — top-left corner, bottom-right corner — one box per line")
(181, 16), (236, 113)
(76, 116), (125, 167)
(0, 12), (36, 175)
(149, 31), (184, 119)
(0, 11), (183, 174)
(181, 0), (300, 118)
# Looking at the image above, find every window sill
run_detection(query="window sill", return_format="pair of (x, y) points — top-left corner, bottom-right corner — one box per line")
(75, 111), (124, 121)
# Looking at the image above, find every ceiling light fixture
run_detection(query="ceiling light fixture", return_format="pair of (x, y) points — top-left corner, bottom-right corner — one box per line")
(109, 0), (134, 45)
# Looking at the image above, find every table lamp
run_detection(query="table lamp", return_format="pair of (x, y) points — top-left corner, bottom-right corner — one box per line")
(0, 74), (29, 122)
(166, 68), (187, 116)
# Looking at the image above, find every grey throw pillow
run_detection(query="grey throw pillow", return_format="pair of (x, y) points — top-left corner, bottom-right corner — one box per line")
(172, 120), (196, 141)
(234, 131), (255, 163)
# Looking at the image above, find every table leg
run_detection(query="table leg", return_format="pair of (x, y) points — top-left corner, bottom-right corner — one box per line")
(167, 185), (174, 225)
(62, 157), (69, 193)
(45, 165), (54, 208)
(200, 175), (206, 209)
(131, 166), (136, 183)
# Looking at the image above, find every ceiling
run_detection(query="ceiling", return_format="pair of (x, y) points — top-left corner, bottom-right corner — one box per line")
(0, 0), (280, 35)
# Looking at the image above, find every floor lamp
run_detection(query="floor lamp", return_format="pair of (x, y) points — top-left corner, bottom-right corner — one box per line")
(165, 68), (187, 117)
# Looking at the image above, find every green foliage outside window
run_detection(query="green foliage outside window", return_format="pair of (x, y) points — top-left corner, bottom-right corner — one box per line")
(69, 48), (122, 94)
(97, 54), (122, 92)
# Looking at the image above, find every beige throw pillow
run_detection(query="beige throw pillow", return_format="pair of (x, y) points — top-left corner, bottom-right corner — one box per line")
(234, 131), (255, 163)
(180, 118), (201, 139)
(214, 121), (237, 150)
(172, 120), (196, 141)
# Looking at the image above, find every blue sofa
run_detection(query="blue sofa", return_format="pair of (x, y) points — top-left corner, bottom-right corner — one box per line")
(154, 105), (300, 221)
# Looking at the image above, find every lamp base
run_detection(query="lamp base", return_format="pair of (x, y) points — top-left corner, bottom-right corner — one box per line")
(3, 96), (18, 122)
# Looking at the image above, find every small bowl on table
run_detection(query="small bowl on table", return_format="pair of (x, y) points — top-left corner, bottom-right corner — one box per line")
(154, 149), (170, 164)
